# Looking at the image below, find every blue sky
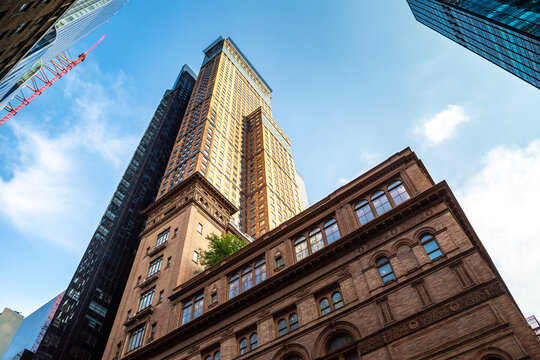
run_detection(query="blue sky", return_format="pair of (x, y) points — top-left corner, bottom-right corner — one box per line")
(1, 1), (539, 319)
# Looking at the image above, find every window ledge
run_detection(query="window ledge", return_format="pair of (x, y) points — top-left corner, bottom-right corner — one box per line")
(123, 306), (154, 327)
(273, 264), (284, 272)
(148, 242), (167, 257)
(139, 272), (160, 289)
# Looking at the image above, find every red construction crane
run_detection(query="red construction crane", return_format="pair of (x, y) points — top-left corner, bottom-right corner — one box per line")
(0, 35), (106, 126)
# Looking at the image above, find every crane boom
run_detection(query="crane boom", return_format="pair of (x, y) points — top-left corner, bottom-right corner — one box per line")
(0, 35), (106, 126)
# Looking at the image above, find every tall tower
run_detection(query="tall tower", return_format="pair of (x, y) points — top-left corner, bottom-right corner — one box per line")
(406, 0), (540, 89)
(156, 36), (304, 238)
(32, 66), (196, 360)
(102, 37), (305, 359)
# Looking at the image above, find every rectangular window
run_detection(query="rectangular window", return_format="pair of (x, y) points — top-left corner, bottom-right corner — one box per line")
(193, 251), (199, 263)
(137, 288), (155, 312)
(147, 256), (163, 277)
(126, 324), (145, 353)
(198, 223), (203, 233)
(156, 229), (169, 247)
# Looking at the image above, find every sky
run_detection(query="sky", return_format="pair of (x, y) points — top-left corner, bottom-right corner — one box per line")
(0, 1), (539, 320)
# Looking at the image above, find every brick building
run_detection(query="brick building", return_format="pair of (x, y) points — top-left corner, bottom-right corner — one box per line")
(103, 148), (540, 360)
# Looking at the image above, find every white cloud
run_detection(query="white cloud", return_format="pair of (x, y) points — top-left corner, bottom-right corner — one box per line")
(414, 104), (470, 146)
(0, 68), (138, 250)
(335, 152), (380, 188)
(456, 140), (540, 316)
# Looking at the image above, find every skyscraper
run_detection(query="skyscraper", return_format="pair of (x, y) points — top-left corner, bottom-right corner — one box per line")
(1, 292), (64, 360)
(156, 36), (304, 238)
(0, 0), (129, 109)
(103, 37), (306, 358)
(406, 0), (540, 88)
(32, 65), (196, 360)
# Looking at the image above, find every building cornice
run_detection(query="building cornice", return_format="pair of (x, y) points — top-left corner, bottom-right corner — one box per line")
(142, 172), (238, 217)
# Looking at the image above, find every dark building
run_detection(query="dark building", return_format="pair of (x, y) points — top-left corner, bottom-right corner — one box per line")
(33, 65), (196, 360)
(406, 0), (540, 89)
(0, 0), (76, 82)
(1, 292), (64, 360)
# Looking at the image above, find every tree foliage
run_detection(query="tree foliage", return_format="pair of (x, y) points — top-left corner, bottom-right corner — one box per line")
(198, 233), (246, 270)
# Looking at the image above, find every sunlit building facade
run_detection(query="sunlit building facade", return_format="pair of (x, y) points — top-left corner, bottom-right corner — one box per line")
(156, 36), (304, 238)
(0, 0), (128, 108)
(406, 0), (540, 88)
(103, 147), (540, 360)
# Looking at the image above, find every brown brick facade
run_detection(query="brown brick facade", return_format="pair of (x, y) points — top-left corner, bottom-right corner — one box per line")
(103, 148), (540, 360)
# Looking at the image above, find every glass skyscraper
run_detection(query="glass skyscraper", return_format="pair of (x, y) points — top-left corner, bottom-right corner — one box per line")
(0, 292), (64, 360)
(0, 0), (128, 109)
(32, 66), (196, 360)
(406, 0), (540, 88)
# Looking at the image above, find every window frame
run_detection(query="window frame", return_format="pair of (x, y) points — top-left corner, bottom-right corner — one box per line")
(125, 324), (146, 353)
(276, 311), (299, 336)
(292, 217), (341, 262)
(181, 292), (204, 325)
(137, 287), (155, 312)
(318, 289), (345, 316)
(147, 256), (163, 277)
(420, 233), (443, 261)
(353, 179), (410, 226)
(376, 256), (396, 284)
(238, 331), (257, 355)
(228, 257), (266, 299)
(155, 228), (170, 247)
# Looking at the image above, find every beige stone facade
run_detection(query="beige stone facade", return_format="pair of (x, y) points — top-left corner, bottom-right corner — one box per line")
(155, 37), (303, 237)
(103, 148), (540, 360)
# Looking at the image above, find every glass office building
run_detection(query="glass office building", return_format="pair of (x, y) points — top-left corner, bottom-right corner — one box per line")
(32, 66), (196, 360)
(406, 0), (540, 88)
(0, 0), (128, 109)
(0, 293), (64, 360)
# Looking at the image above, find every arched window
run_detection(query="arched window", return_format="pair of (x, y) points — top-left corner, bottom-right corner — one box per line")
(388, 180), (410, 205)
(376, 256), (396, 283)
(254, 259), (266, 284)
(229, 274), (240, 299)
(278, 319), (288, 336)
(205, 356), (211, 360)
(324, 219), (340, 244)
(289, 313), (299, 331)
(326, 333), (354, 353)
(309, 227), (325, 253)
(213, 351), (220, 360)
(332, 292), (344, 309)
(355, 200), (374, 225)
(371, 190), (392, 215)
(294, 236), (309, 261)
(250, 333), (258, 350)
(420, 234), (443, 261)
(320, 297), (331, 315)
(239, 338), (248, 355)
(241, 267), (253, 292)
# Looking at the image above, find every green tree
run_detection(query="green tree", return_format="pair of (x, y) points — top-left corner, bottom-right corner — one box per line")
(197, 233), (246, 270)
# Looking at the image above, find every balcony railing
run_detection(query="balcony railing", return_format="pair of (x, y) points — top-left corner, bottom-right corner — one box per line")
(138, 272), (159, 289)
(148, 242), (167, 257)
